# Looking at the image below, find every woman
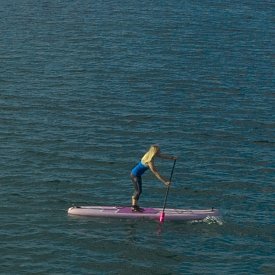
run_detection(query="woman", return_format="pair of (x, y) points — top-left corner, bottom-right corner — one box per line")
(130, 145), (176, 212)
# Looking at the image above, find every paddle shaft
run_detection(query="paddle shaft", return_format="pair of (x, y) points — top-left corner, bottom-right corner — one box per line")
(160, 159), (176, 222)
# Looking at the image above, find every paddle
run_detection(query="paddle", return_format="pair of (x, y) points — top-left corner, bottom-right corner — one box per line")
(159, 159), (176, 223)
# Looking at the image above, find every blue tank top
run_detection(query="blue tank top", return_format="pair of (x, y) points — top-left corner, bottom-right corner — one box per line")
(131, 161), (149, 177)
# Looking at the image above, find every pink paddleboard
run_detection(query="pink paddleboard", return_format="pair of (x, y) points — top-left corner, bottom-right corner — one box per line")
(67, 206), (219, 221)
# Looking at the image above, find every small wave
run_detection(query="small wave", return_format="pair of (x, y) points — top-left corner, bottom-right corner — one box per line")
(254, 140), (275, 146)
(189, 216), (223, 225)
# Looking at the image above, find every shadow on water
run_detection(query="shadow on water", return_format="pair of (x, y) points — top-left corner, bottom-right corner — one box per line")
(66, 213), (224, 240)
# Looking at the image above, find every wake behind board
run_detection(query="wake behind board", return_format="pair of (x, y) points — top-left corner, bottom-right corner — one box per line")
(68, 206), (219, 221)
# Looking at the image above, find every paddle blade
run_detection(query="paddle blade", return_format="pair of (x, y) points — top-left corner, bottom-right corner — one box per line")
(159, 212), (165, 223)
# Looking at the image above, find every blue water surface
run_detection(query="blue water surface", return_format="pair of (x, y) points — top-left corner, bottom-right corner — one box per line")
(1, 0), (274, 274)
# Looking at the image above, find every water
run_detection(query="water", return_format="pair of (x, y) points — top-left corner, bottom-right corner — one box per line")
(1, 0), (274, 274)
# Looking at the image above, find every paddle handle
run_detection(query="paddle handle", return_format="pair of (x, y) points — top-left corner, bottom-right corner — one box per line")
(160, 159), (176, 223)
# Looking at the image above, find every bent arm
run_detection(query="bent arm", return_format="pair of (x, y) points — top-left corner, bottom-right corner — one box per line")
(148, 161), (168, 185)
(158, 153), (177, 160)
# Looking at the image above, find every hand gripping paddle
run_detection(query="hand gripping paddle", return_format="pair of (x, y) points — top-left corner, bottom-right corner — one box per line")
(159, 159), (176, 223)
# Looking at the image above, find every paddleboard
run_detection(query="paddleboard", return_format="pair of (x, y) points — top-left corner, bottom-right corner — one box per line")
(67, 206), (219, 221)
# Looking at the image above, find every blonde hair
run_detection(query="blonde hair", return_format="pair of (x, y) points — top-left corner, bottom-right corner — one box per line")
(141, 145), (160, 164)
